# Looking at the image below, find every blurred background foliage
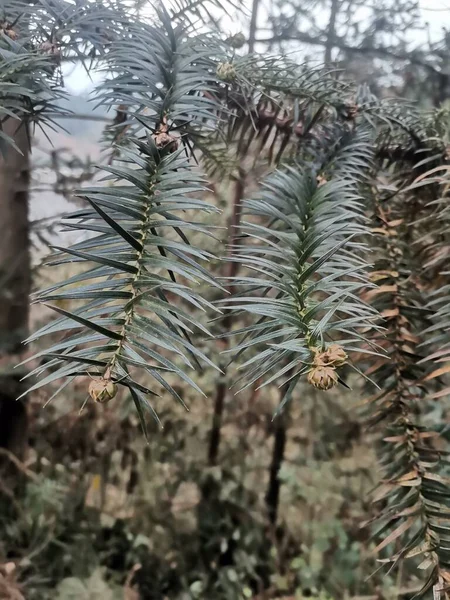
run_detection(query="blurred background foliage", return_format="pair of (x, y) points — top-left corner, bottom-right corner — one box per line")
(0, 1), (450, 599)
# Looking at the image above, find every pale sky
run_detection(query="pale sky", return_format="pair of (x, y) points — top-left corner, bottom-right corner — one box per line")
(63, 0), (450, 95)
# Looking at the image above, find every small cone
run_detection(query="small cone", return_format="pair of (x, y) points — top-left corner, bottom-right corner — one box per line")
(324, 344), (348, 367)
(312, 344), (347, 367)
(307, 366), (338, 390)
(89, 378), (118, 404)
(216, 62), (236, 82)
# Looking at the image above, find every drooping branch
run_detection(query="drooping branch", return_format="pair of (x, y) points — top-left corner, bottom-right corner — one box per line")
(362, 186), (450, 594)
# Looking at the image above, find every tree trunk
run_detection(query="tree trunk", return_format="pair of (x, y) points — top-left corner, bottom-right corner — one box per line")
(324, 0), (339, 68)
(207, 0), (261, 465)
(248, 0), (261, 54)
(207, 171), (246, 465)
(0, 118), (31, 458)
(265, 385), (291, 525)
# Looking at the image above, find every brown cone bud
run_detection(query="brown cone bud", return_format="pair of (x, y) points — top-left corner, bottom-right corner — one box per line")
(445, 144), (450, 162)
(39, 40), (61, 59)
(311, 347), (326, 366)
(154, 131), (178, 151)
(312, 344), (347, 367)
(307, 366), (338, 390)
(152, 120), (178, 153)
(89, 378), (118, 403)
(5, 28), (18, 40)
(323, 344), (347, 367)
(344, 101), (359, 119)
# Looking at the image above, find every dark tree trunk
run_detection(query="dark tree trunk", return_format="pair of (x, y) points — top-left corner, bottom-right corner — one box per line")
(207, 0), (262, 466)
(207, 171), (246, 466)
(248, 0), (261, 54)
(324, 0), (339, 67)
(265, 387), (291, 525)
(208, 377), (227, 466)
(0, 118), (31, 459)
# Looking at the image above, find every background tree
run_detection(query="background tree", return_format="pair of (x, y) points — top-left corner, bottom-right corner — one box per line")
(0, 0), (128, 456)
(257, 0), (450, 105)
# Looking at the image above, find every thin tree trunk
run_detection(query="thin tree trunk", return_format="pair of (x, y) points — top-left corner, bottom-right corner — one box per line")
(265, 384), (291, 525)
(0, 118), (31, 458)
(324, 0), (339, 68)
(208, 377), (227, 465)
(248, 0), (261, 54)
(207, 0), (262, 466)
(207, 171), (246, 465)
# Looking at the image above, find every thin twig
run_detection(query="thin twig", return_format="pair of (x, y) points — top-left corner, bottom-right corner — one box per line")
(0, 448), (39, 482)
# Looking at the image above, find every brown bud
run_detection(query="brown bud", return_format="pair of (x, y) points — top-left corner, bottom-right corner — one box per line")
(312, 343), (347, 367)
(445, 144), (450, 162)
(307, 366), (338, 390)
(89, 378), (118, 403)
(311, 346), (326, 366)
(153, 130), (178, 152)
(323, 343), (348, 367)
(5, 28), (18, 40)
(216, 62), (236, 82)
(316, 175), (327, 187)
(344, 102), (359, 119)
(39, 40), (61, 58)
